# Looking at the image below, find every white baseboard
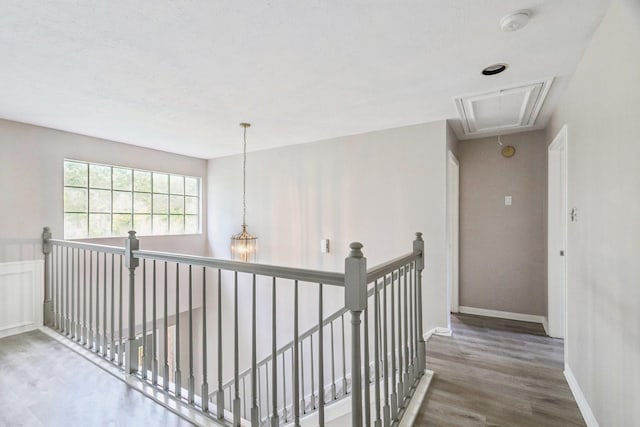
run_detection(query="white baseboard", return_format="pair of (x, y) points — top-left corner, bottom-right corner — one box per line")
(458, 306), (545, 325)
(424, 326), (452, 341)
(542, 317), (550, 336)
(564, 364), (599, 427)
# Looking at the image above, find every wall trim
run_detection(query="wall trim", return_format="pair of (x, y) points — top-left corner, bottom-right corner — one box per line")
(564, 363), (599, 427)
(0, 260), (44, 338)
(458, 306), (545, 325)
(424, 326), (452, 341)
(542, 317), (550, 336)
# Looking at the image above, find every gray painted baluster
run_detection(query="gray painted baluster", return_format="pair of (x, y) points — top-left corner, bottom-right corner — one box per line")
(251, 274), (259, 426)
(341, 314), (347, 396)
(397, 266), (404, 410)
(243, 376), (247, 418)
(364, 301), (371, 427)
(271, 277), (279, 427)
(318, 283), (324, 425)
(390, 269), (398, 420)
(76, 248), (80, 341)
(408, 264), (415, 383)
(293, 280), (300, 426)
(300, 338), (306, 414)
(164, 262), (169, 391)
(202, 266), (209, 412)
(51, 245), (56, 330)
(188, 265), (195, 404)
(66, 246), (70, 334)
(265, 362), (270, 423)
(330, 320), (336, 400)
(142, 259), (147, 379)
(60, 246), (64, 331)
(403, 265), (409, 398)
(310, 335), (316, 410)
(175, 263), (182, 398)
(152, 260), (158, 385)
(217, 269), (224, 419)
(383, 275), (391, 426)
(88, 251), (93, 347)
(374, 279), (382, 427)
(282, 352), (288, 422)
(83, 249), (87, 345)
(58, 246), (61, 330)
(119, 255), (124, 366)
(70, 247), (75, 339)
(94, 251), (99, 351)
(412, 263), (418, 374)
(72, 247), (76, 339)
(259, 365), (264, 422)
(414, 232), (426, 373)
(103, 252), (107, 357)
(233, 271), (240, 426)
(110, 254), (115, 360)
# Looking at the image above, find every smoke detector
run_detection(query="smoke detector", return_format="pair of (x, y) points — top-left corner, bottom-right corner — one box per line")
(500, 10), (531, 32)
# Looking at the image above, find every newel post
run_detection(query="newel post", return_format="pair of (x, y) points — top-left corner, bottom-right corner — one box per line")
(345, 242), (367, 427)
(125, 230), (140, 374)
(42, 227), (54, 327)
(413, 232), (426, 373)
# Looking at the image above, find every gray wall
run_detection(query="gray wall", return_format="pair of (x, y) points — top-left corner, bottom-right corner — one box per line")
(547, 0), (640, 425)
(0, 118), (209, 261)
(459, 130), (547, 315)
(207, 121), (452, 368)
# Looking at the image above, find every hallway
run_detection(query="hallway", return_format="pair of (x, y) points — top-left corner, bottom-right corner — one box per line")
(415, 314), (585, 426)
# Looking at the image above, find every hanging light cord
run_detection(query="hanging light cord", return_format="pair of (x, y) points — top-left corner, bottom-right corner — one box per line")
(242, 124), (247, 227)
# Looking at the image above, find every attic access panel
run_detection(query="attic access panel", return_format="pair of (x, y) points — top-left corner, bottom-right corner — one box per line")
(454, 79), (553, 136)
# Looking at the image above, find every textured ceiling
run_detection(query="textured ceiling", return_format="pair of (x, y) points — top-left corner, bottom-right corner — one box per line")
(0, 1), (609, 158)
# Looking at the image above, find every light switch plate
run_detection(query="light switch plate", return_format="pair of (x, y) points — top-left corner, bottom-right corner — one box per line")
(505, 196), (512, 206)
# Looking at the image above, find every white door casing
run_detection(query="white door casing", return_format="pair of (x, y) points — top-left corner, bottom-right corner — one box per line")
(447, 151), (460, 317)
(547, 125), (568, 341)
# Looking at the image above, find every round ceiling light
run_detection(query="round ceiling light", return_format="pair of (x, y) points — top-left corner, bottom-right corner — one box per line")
(500, 10), (531, 32)
(482, 63), (508, 76)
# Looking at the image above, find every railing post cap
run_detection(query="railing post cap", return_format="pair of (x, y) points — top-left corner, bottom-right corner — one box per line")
(42, 227), (52, 255)
(349, 242), (364, 258)
(415, 232), (423, 241)
(128, 230), (137, 239)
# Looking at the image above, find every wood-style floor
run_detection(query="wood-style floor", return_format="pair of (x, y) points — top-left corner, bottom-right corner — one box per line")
(415, 314), (585, 427)
(0, 330), (194, 427)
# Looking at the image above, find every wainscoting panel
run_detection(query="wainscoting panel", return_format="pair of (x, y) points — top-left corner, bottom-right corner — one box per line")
(0, 260), (44, 338)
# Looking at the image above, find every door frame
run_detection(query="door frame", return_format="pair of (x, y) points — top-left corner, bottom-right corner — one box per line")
(447, 151), (460, 318)
(547, 125), (568, 344)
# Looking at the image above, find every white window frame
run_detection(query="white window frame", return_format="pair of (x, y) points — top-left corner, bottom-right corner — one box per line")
(63, 159), (201, 239)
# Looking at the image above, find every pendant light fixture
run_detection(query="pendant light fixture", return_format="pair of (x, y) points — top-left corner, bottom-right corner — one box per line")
(230, 123), (258, 262)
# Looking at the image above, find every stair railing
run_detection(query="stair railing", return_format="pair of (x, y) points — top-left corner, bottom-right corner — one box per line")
(41, 227), (425, 427)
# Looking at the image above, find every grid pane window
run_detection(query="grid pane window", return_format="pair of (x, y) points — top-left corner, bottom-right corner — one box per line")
(153, 173), (169, 194)
(63, 160), (200, 238)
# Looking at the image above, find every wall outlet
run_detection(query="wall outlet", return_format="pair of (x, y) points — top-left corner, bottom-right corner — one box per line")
(505, 196), (512, 206)
(320, 239), (330, 253)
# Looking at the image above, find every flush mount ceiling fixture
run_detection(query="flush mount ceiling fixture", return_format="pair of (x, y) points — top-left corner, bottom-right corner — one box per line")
(482, 63), (508, 76)
(454, 78), (554, 137)
(500, 10), (532, 32)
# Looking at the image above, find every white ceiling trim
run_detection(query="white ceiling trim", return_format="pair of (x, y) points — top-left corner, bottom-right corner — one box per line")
(454, 78), (553, 137)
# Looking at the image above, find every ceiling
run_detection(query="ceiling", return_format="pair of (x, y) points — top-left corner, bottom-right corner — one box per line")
(0, 1), (609, 158)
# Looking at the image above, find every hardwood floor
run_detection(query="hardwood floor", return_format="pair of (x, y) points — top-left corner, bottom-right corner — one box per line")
(415, 314), (585, 427)
(0, 330), (194, 427)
